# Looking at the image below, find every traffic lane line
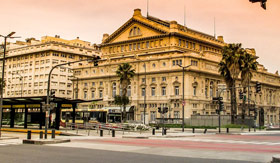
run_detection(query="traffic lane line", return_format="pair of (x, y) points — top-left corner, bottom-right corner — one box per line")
(72, 138), (280, 154)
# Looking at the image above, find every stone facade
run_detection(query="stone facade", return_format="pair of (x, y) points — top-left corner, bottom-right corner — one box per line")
(73, 9), (279, 125)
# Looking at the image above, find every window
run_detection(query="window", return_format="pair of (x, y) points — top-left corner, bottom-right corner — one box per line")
(152, 63), (156, 68)
(152, 77), (156, 82)
(173, 60), (182, 66)
(92, 82), (95, 87)
(142, 88), (146, 97)
(91, 91), (95, 99)
(162, 77), (166, 82)
(121, 45), (124, 52)
(146, 41), (149, 48)
(100, 81), (103, 86)
(162, 87), (166, 96)
(112, 83), (116, 97)
(99, 90), (103, 98)
(178, 39), (181, 46)
(84, 91), (87, 99)
(174, 111), (180, 118)
(175, 86), (179, 95)
(210, 82), (214, 98)
(163, 62), (166, 67)
(193, 86), (197, 96)
(205, 86), (208, 98)
(193, 104), (198, 108)
(129, 44), (132, 51)
(129, 26), (141, 36)
(133, 43), (136, 50)
(127, 85), (131, 96)
(151, 87), (156, 96)
(150, 111), (156, 122)
(142, 78), (146, 83)
(191, 60), (198, 66)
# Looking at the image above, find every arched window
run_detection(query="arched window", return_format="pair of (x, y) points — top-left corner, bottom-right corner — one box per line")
(127, 85), (131, 97)
(129, 26), (141, 37)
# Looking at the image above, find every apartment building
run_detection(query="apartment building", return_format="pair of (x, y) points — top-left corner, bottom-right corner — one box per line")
(0, 35), (100, 99)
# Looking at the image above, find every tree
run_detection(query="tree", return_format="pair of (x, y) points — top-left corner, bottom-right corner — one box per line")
(113, 95), (129, 122)
(219, 43), (243, 124)
(240, 51), (258, 120)
(115, 63), (135, 122)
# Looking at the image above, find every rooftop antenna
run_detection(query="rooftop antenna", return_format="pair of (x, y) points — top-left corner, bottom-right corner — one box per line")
(214, 17), (216, 38)
(147, 0), (149, 17)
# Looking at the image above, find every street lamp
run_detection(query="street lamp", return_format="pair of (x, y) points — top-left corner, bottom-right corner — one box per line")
(177, 64), (191, 132)
(0, 32), (20, 137)
(44, 56), (100, 139)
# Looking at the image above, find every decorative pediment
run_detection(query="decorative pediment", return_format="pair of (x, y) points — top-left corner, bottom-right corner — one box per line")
(192, 81), (198, 87)
(140, 83), (147, 88)
(103, 18), (168, 44)
(172, 81), (181, 86)
(90, 87), (96, 91)
(160, 82), (168, 87)
(149, 83), (157, 87)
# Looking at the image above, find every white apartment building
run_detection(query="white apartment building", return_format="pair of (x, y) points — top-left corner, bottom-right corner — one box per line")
(0, 35), (100, 99)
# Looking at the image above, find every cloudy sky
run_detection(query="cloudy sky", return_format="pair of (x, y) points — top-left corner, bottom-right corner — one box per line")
(1, 0), (279, 73)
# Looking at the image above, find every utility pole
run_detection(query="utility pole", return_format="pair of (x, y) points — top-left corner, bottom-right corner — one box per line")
(177, 64), (191, 132)
(0, 32), (20, 137)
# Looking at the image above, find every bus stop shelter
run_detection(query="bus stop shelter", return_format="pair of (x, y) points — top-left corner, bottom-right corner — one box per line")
(2, 96), (101, 130)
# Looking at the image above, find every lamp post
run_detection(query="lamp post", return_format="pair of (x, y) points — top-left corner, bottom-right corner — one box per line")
(45, 56), (100, 139)
(0, 32), (20, 137)
(177, 64), (191, 132)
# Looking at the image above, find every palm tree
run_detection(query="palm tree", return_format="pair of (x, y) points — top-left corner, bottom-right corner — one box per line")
(116, 63), (135, 122)
(240, 51), (258, 120)
(219, 43), (243, 124)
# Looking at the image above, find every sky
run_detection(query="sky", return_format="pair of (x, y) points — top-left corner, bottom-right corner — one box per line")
(1, 0), (279, 73)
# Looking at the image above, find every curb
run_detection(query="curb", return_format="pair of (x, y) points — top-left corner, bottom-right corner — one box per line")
(122, 136), (149, 139)
(2, 128), (62, 135)
(23, 139), (70, 145)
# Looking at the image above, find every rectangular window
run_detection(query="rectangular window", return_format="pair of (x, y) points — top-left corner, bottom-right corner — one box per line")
(193, 86), (197, 96)
(150, 111), (156, 122)
(191, 60), (198, 66)
(193, 43), (196, 50)
(174, 111), (180, 118)
(121, 45), (124, 52)
(151, 87), (155, 96)
(175, 86), (179, 95)
(178, 39), (181, 46)
(152, 77), (156, 83)
(142, 78), (146, 83)
(84, 83), (88, 87)
(142, 88), (146, 97)
(100, 81), (103, 86)
(91, 91), (95, 99)
(137, 43), (140, 49)
(162, 87), (166, 96)
(133, 43), (136, 50)
(99, 90), (103, 98)
(146, 41), (149, 48)
(92, 82), (95, 87)
(162, 77), (166, 82)
(129, 44), (132, 51)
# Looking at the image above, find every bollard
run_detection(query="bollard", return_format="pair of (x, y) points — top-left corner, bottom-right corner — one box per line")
(164, 128), (167, 135)
(51, 130), (55, 139)
(192, 128), (195, 133)
(249, 127), (251, 132)
(112, 129), (115, 137)
(27, 130), (31, 140)
(39, 131), (43, 139)
(226, 128), (229, 133)
(100, 129), (103, 137)
(204, 129), (207, 134)
(152, 128), (155, 135)
(254, 126), (256, 132)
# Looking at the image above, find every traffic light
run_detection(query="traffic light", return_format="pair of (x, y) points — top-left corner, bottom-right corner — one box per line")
(219, 100), (224, 111)
(249, 0), (267, 10)
(50, 89), (55, 102)
(163, 107), (168, 114)
(94, 56), (101, 66)
(158, 107), (162, 113)
(239, 91), (244, 100)
(256, 82), (261, 93)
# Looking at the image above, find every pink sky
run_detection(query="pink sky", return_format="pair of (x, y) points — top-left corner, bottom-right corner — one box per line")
(1, 0), (279, 73)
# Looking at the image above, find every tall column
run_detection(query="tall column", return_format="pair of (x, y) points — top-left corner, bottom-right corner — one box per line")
(24, 104), (28, 129)
(55, 103), (61, 130)
(39, 104), (43, 129)
(72, 103), (76, 123)
(10, 107), (15, 128)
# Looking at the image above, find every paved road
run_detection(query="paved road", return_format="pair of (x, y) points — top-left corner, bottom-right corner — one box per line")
(0, 144), (254, 163)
